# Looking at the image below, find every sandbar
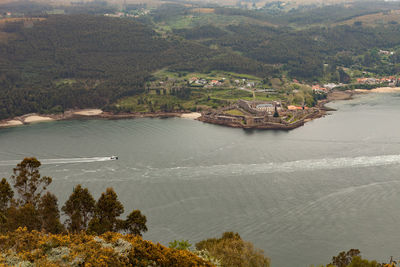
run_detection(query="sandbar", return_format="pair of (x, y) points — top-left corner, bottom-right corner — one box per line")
(180, 112), (201, 119)
(355, 87), (400, 93)
(24, 116), (54, 123)
(0, 120), (23, 127)
(73, 109), (103, 116)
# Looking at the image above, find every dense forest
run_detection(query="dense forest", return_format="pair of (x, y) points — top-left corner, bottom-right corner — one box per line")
(1, 1), (400, 119)
(0, 14), (266, 119)
(174, 23), (400, 77)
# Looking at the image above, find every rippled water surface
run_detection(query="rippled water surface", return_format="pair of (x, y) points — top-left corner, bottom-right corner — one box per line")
(1, 93), (400, 267)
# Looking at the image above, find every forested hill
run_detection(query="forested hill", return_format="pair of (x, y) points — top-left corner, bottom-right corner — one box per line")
(3, 1), (400, 120)
(174, 23), (400, 77)
(0, 15), (267, 119)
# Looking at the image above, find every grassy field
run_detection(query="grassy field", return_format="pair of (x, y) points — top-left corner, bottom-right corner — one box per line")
(114, 85), (282, 113)
(224, 109), (246, 116)
(153, 69), (262, 82)
(112, 68), (312, 113)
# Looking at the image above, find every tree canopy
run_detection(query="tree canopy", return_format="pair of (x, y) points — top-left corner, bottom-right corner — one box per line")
(1, 158), (147, 237)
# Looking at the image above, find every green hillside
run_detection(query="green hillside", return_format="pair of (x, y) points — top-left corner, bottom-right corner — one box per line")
(0, 14), (267, 119)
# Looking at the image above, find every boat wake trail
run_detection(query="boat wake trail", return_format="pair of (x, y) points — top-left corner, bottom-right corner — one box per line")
(0, 157), (113, 166)
(147, 154), (400, 178)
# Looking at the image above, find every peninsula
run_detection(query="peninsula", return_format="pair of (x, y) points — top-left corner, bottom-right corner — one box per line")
(198, 99), (325, 130)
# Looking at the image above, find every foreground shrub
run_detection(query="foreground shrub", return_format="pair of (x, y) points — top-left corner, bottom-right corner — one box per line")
(0, 227), (214, 266)
(196, 232), (270, 267)
(313, 249), (394, 267)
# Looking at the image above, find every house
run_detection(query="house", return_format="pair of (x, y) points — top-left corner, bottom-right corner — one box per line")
(312, 85), (328, 93)
(257, 88), (277, 93)
(210, 80), (218, 84)
(196, 79), (207, 85)
(287, 105), (300, 110)
(210, 80), (222, 86)
(104, 12), (124, 17)
(323, 83), (338, 90)
(189, 77), (199, 83)
(379, 50), (394, 55)
(356, 78), (365, 84)
(287, 105), (308, 110)
(246, 82), (255, 88)
(357, 78), (377, 84)
(358, 76), (397, 85)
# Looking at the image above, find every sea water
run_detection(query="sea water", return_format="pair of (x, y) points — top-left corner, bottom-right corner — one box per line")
(1, 93), (400, 267)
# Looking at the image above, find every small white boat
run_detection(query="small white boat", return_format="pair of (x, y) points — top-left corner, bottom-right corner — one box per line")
(110, 156), (118, 160)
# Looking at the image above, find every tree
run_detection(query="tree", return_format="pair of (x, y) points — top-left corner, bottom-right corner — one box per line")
(331, 249), (361, 267)
(39, 192), (64, 234)
(5, 203), (41, 231)
(273, 106), (279, 117)
(121, 210), (148, 236)
(338, 68), (351, 84)
(0, 211), (6, 224)
(346, 256), (380, 267)
(88, 187), (124, 234)
(62, 184), (95, 233)
(326, 250), (382, 267)
(10, 158), (52, 207)
(0, 178), (13, 212)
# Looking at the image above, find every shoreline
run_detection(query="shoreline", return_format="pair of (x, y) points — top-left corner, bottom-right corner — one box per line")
(198, 108), (326, 131)
(0, 109), (202, 129)
(354, 87), (400, 93)
(0, 89), (358, 130)
(316, 89), (354, 111)
(197, 90), (354, 131)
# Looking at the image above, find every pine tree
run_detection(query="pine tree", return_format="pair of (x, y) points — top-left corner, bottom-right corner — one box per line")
(0, 178), (13, 212)
(88, 187), (124, 234)
(6, 203), (41, 231)
(62, 184), (95, 232)
(122, 210), (148, 236)
(11, 158), (52, 207)
(39, 192), (65, 233)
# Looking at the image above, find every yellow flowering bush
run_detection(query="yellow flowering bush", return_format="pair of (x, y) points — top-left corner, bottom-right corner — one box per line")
(0, 228), (214, 267)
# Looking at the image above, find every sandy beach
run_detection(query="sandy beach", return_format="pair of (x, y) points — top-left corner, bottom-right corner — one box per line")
(73, 109), (103, 116)
(180, 112), (202, 119)
(23, 115), (54, 123)
(355, 87), (400, 93)
(0, 120), (23, 127)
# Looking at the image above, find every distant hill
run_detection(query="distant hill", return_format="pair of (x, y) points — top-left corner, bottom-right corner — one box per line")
(0, 14), (267, 119)
(2, 2), (400, 120)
